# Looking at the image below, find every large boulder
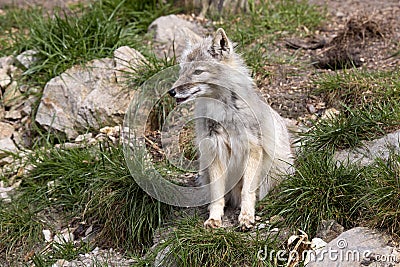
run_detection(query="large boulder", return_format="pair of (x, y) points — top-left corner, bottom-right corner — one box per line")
(148, 14), (206, 58)
(335, 130), (400, 166)
(306, 227), (400, 267)
(35, 47), (143, 139)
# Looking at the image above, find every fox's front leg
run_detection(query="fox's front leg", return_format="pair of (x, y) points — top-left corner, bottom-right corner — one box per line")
(204, 160), (226, 228)
(239, 146), (263, 229)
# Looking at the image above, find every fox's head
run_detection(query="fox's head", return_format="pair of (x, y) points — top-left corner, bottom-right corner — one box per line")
(168, 28), (250, 104)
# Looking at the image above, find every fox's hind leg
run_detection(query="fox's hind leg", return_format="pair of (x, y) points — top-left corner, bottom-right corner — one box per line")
(204, 159), (226, 228)
(238, 146), (263, 229)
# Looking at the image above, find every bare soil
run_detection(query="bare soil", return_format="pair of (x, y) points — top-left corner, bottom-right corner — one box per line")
(260, 0), (400, 120)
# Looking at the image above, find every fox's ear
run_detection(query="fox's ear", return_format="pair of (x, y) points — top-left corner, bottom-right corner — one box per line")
(209, 28), (233, 59)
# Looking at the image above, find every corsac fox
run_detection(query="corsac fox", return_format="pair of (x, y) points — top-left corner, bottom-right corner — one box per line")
(168, 28), (293, 229)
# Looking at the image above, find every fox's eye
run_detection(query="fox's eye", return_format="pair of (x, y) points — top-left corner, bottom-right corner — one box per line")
(193, 69), (205, 75)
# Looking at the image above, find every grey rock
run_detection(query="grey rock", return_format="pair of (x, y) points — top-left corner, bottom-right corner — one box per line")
(0, 138), (17, 158)
(0, 122), (17, 158)
(3, 81), (24, 108)
(15, 49), (39, 69)
(0, 121), (14, 139)
(59, 247), (136, 267)
(75, 133), (93, 143)
(335, 130), (400, 166)
(0, 155), (13, 166)
(21, 94), (38, 116)
(306, 227), (399, 267)
(35, 58), (135, 139)
(0, 55), (14, 69)
(148, 14), (204, 58)
(5, 109), (22, 120)
(0, 68), (11, 89)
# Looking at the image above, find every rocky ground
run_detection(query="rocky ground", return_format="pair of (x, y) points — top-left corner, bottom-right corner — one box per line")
(0, 0), (400, 266)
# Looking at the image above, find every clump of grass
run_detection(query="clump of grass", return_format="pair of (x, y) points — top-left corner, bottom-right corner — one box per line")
(4, 0), (176, 86)
(141, 217), (281, 267)
(313, 69), (400, 107)
(0, 200), (44, 261)
(261, 150), (365, 236)
(99, 0), (178, 33)
(131, 53), (177, 87)
(354, 149), (400, 238)
(17, 7), (138, 85)
(300, 69), (400, 150)
(0, 143), (171, 263)
(31, 241), (92, 266)
(81, 144), (172, 252)
(299, 101), (400, 150)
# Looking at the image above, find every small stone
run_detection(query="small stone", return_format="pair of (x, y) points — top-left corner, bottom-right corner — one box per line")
(0, 122), (14, 139)
(88, 138), (98, 145)
(75, 133), (93, 143)
(3, 81), (24, 108)
(0, 68), (11, 89)
(0, 55), (14, 69)
(100, 125), (120, 137)
(306, 103), (316, 114)
(321, 107), (340, 120)
(0, 155), (14, 166)
(257, 223), (267, 230)
(5, 109), (22, 120)
(55, 142), (82, 149)
(21, 95), (38, 116)
(0, 138), (17, 158)
(43, 229), (52, 242)
(336, 11), (345, 17)
(52, 259), (69, 267)
(15, 49), (39, 69)
(0, 181), (12, 202)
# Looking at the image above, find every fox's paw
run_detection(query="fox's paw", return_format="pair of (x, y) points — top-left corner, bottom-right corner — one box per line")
(204, 218), (222, 229)
(238, 213), (254, 230)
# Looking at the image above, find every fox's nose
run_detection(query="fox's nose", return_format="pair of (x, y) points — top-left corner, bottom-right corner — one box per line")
(168, 89), (176, 97)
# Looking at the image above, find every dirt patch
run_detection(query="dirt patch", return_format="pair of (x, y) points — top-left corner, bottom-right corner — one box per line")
(311, 14), (393, 69)
(259, 0), (400, 120)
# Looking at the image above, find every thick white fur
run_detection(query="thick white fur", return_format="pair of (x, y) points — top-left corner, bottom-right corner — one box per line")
(171, 28), (294, 228)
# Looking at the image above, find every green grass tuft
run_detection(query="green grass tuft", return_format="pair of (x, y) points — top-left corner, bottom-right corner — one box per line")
(141, 216), (281, 267)
(261, 150), (365, 236)
(313, 69), (400, 107)
(1, 143), (171, 263)
(299, 101), (400, 150)
(301, 69), (400, 150)
(354, 149), (400, 238)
